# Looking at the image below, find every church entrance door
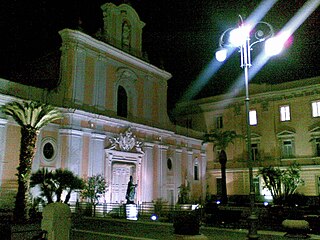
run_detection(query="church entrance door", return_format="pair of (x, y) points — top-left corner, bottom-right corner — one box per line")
(111, 163), (134, 203)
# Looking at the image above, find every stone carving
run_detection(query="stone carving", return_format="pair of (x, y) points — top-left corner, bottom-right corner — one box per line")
(122, 21), (131, 48)
(109, 127), (143, 153)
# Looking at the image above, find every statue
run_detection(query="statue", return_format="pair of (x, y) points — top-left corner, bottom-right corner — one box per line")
(126, 176), (137, 204)
(122, 21), (131, 48)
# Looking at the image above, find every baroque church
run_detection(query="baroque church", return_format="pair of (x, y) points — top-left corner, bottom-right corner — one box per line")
(0, 3), (206, 205)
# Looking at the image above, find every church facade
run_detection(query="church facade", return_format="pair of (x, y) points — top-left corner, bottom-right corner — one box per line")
(0, 3), (206, 206)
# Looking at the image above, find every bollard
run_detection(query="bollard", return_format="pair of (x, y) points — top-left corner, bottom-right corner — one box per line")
(41, 203), (71, 240)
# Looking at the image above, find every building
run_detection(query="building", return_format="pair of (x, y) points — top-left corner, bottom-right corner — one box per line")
(0, 3), (206, 207)
(174, 77), (320, 202)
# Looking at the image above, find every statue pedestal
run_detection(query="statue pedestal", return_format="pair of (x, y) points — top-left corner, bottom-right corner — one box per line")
(126, 204), (138, 220)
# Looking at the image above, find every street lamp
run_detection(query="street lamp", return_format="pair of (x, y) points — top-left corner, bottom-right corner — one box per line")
(216, 15), (282, 239)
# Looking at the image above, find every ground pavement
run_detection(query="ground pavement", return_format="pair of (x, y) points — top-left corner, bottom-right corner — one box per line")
(71, 217), (320, 240)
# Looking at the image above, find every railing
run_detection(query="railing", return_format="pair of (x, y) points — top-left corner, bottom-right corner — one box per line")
(64, 201), (196, 219)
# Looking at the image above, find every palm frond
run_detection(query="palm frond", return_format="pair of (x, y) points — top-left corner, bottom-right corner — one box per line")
(1, 100), (63, 130)
(203, 129), (241, 150)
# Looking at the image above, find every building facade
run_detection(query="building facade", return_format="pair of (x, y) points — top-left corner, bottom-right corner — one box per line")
(0, 3), (206, 206)
(174, 77), (320, 202)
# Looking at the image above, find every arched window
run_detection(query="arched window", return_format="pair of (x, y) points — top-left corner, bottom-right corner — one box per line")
(117, 86), (128, 118)
(167, 158), (172, 170)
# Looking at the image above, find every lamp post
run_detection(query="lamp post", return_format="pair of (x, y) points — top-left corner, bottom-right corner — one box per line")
(216, 15), (282, 239)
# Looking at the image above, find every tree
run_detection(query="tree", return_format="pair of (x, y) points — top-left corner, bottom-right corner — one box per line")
(30, 168), (56, 204)
(61, 172), (84, 204)
(30, 168), (84, 204)
(52, 168), (84, 204)
(178, 183), (190, 204)
(81, 175), (107, 216)
(0, 100), (63, 222)
(203, 129), (240, 204)
(258, 163), (304, 205)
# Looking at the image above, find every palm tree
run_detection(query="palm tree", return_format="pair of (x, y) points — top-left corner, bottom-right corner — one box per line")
(53, 168), (84, 204)
(203, 129), (240, 204)
(30, 168), (56, 204)
(0, 100), (63, 222)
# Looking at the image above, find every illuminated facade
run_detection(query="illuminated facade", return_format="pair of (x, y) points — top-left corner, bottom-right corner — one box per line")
(174, 77), (320, 201)
(0, 3), (206, 206)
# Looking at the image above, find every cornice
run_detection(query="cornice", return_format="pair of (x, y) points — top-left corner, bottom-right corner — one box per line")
(176, 77), (320, 114)
(59, 29), (172, 81)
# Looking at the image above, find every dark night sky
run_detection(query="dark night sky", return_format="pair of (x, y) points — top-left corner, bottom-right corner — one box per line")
(0, 0), (319, 113)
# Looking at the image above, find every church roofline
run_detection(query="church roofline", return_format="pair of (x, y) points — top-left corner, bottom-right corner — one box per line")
(59, 29), (172, 81)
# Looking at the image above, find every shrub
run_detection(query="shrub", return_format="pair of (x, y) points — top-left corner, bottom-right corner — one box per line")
(173, 211), (200, 235)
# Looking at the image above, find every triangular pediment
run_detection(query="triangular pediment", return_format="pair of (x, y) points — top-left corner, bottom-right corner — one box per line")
(277, 130), (295, 139)
(309, 126), (320, 134)
(251, 132), (261, 139)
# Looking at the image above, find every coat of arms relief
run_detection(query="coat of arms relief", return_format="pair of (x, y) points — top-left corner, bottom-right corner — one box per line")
(109, 127), (144, 153)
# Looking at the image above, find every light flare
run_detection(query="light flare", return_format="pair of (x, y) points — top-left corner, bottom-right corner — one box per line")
(223, 0), (320, 109)
(175, 0), (278, 105)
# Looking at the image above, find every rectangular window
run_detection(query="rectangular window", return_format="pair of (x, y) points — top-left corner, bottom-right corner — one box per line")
(186, 118), (192, 129)
(216, 116), (223, 129)
(312, 101), (320, 117)
(251, 143), (259, 161)
(194, 165), (199, 181)
(282, 140), (293, 158)
(253, 178), (260, 196)
(316, 138), (320, 157)
(249, 110), (257, 125)
(215, 147), (221, 162)
(280, 105), (290, 121)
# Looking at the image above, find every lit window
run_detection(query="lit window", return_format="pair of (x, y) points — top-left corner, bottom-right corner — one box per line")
(312, 101), (320, 117)
(249, 110), (257, 125)
(280, 105), (290, 121)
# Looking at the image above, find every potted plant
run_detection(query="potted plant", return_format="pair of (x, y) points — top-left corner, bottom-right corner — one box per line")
(282, 208), (310, 238)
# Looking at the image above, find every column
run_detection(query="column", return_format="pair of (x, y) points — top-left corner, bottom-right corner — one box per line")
(73, 46), (86, 104)
(143, 76), (153, 120)
(141, 143), (154, 202)
(59, 129), (83, 176)
(174, 148), (183, 203)
(157, 144), (168, 200)
(187, 150), (193, 192)
(200, 152), (207, 200)
(104, 150), (113, 203)
(93, 59), (107, 110)
(89, 133), (106, 176)
(0, 119), (8, 186)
